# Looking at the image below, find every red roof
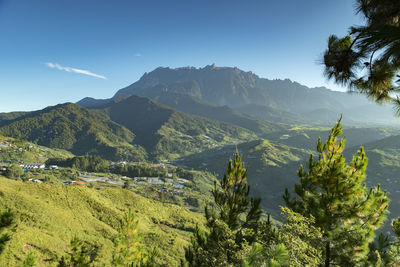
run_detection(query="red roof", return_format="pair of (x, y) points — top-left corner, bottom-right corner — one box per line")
(73, 181), (86, 184)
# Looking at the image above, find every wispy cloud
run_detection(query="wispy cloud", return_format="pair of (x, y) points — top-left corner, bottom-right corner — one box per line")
(134, 53), (142, 57)
(45, 62), (107, 80)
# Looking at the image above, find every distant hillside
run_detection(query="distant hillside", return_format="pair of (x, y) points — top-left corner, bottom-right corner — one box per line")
(235, 103), (306, 124)
(100, 95), (258, 160)
(0, 103), (147, 161)
(0, 177), (204, 266)
(264, 126), (398, 151)
(130, 90), (285, 134)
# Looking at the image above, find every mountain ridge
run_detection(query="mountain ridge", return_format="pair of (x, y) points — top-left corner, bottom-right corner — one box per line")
(77, 65), (399, 127)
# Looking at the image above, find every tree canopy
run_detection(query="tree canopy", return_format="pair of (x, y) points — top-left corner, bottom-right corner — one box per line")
(284, 118), (389, 266)
(323, 0), (400, 112)
(184, 152), (262, 266)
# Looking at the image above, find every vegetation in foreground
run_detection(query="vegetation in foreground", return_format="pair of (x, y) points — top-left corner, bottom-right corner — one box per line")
(0, 177), (204, 266)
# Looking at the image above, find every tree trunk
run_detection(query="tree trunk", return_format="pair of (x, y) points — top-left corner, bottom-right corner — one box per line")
(325, 241), (330, 267)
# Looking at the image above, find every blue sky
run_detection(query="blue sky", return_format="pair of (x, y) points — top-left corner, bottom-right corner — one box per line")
(0, 0), (364, 112)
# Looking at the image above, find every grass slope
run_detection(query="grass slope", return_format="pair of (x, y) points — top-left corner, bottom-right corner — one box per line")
(0, 177), (204, 266)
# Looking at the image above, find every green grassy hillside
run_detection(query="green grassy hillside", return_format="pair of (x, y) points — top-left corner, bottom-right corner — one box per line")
(0, 177), (204, 266)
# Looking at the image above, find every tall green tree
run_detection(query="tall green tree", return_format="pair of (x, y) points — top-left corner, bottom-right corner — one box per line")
(387, 217), (400, 265)
(241, 242), (289, 267)
(57, 237), (98, 267)
(5, 164), (24, 180)
(112, 209), (156, 267)
(184, 152), (262, 266)
(284, 118), (389, 266)
(249, 207), (323, 267)
(206, 152), (262, 232)
(22, 251), (37, 267)
(323, 0), (400, 111)
(0, 209), (12, 254)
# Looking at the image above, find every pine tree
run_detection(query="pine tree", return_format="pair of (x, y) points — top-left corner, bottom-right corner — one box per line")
(245, 207), (323, 267)
(381, 217), (400, 265)
(0, 209), (12, 254)
(5, 164), (24, 180)
(206, 151), (262, 232)
(22, 251), (37, 267)
(112, 209), (156, 267)
(184, 152), (262, 266)
(284, 118), (389, 266)
(323, 0), (400, 112)
(57, 237), (98, 267)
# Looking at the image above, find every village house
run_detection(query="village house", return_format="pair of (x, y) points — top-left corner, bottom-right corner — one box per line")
(20, 164), (46, 171)
(0, 142), (11, 148)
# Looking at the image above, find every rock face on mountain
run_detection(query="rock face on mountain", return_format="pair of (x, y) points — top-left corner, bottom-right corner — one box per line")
(114, 65), (272, 108)
(79, 65), (397, 126)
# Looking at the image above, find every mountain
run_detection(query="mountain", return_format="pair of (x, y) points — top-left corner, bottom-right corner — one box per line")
(113, 65), (271, 107)
(99, 95), (258, 160)
(0, 103), (147, 161)
(93, 65), (397, 127)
